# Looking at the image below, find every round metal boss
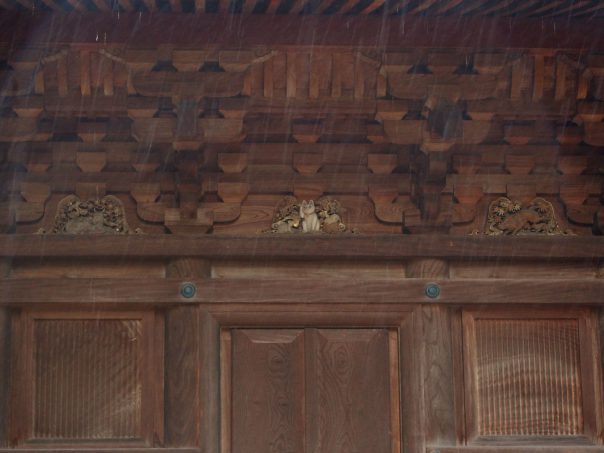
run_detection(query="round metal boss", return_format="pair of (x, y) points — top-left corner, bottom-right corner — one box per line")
(425, 283), (441, 299)
(180, 282), (197, 299)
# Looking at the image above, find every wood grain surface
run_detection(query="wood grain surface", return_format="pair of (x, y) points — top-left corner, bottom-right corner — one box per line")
(474, 319), (582, 436)
(1, 14), (602, 51)
(463, 308), (602, 445)
(305, 329), (393, 453)
(2, 278), (604, 305)
(226, 328), (397, 453)
(32, 319), (143, 440)
(231, 330), (305, 453)
(2, 235), (604, 259)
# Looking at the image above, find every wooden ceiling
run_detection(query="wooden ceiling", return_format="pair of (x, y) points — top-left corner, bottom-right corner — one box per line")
(1, 0), (604, 17)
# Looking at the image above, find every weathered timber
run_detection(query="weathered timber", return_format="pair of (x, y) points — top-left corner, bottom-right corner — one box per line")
(1, 235), (603, 259)
(1, 278), (603, 304)
(429, 448), (604, 453)
(164, 259), (209, 447)
(0, 450), (198, 453)
(1, 14), (603, 50)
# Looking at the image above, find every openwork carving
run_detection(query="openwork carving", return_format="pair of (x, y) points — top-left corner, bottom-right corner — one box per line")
(486, 197), (571, 236)
(44, 195), (138, 235)
(269, 196), (348, 234)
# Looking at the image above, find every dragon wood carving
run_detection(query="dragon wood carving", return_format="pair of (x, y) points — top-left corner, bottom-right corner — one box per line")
(485, 197), (571, 236)
(268, 196), (349, 234)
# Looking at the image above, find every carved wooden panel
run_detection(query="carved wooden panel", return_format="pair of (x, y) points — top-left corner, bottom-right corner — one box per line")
(9, 310), (163, 447)
(475, 319), (582, 436)
(222, 328), (400, 453)
(462, 309), (603, 444)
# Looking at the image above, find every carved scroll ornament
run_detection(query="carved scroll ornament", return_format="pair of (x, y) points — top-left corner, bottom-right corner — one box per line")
(268, 196), (349, 234)
(486, 197), (571, 236)
(42, 195), (139, 235)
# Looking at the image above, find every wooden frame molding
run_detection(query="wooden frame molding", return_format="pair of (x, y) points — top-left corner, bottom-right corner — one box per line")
(1, 278), (603, 305)
(462, 307), (604, 446)
(429, 448), (604, 453)
(0, 13), (603, 51)
(215, 308), (412, 453)
(1, 235), (604, 260)
(8, 309), (164, 448)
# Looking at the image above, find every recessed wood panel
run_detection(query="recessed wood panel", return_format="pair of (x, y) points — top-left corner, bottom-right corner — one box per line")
(10, 310), (163, 447)
(230, 330), (305, 453)
(463, 309), (602, 444)
(33, 319), (143, 440)
(225, 328), (399, 453)
(474, 319), (582, 437)
(306, 329), (393, 453)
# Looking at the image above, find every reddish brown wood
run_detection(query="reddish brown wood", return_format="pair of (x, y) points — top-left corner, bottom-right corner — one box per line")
(0, 308), (9, 448)
(200, 311), (220, 453)
(2, 278), (604, 305)
(1, 235), (604, 259)
(305, 329), (394, 453)
(0, 446), (199, 453)
(462, 308), (601, 444)
(0, 14), (602, 50)
(9, 310), (163, 447)
(230, 330), (305, 453)
(429, 448), (604, 453)
(419, 306), (456, 446)
(164, 307), (200, 447)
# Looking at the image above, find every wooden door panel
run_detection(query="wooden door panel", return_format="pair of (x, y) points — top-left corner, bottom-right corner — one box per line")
(306, 329), (393, 453)
(231, 329), (305, 453)
(226, 328), (399, 453)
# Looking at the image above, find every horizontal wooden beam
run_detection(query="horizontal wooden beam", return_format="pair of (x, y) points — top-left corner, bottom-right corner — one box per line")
(0, 450), (199, 453)
(428, 447), (604, 453)
(0, 13), (602, 50)
(1, 235), (604, 260)
(1, 278), (603, 304)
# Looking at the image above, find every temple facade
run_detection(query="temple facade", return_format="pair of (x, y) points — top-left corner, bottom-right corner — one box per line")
(0, 2), (604, 452)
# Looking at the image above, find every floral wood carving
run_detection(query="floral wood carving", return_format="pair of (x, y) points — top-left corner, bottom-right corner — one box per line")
(486, 197), (571, 236)
(269, 196), (348, 234)
(43, 195), (139, 235)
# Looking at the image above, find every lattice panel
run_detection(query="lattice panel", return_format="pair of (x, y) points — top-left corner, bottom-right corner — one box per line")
(32, 319), (142, 440)
(474, 319), (582, 437)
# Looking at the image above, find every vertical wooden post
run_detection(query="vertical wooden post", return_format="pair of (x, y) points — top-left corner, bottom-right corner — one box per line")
(599, 262), (604, 434)
(0, 258), (11, 447)
(164, 258), (210, 447)
(201, 309), (220, 453)
(407, 259), (460, 449)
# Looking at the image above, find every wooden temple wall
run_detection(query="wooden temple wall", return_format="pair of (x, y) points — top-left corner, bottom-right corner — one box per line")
(0, 12), (603, 453)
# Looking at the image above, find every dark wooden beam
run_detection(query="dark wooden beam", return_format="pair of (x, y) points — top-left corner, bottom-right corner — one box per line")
(429, 448), (604, 453)
(1, 234), (604, 259)
(0, 446), (199, 453)
(1, 278), (603, 304)
(0, 13), (602, 50)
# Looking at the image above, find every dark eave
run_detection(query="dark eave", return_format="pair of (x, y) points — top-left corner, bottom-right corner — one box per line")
(0, 12), (603, 50)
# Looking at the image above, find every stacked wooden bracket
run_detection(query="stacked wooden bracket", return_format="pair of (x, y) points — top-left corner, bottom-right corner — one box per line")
(0, 46), (603, 235)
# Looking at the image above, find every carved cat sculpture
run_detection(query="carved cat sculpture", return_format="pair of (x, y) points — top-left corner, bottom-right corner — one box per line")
(299, 200), (321, 233)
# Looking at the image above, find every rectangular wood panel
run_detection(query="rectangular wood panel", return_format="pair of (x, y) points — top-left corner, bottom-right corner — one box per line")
(474, 319), (582, 437)
(225, 328), (399, 453)
(32, 319), (143, 440)
(306, 329), (394, 453)
(463, 309), (602, 444)
(9, 310), (162, 447)
(230, 329), (305, 453)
